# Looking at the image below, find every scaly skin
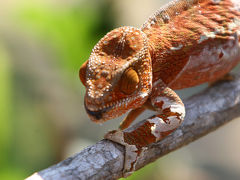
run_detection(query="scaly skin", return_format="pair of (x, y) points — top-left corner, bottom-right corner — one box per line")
(79, 0), (240, 176)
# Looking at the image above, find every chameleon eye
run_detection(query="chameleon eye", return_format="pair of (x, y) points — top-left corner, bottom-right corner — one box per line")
(119, 68), (139, 95)
(79, 61), (88, 86)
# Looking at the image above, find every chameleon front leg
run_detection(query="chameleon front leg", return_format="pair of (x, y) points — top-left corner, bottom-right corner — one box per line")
(119, 106), (146, 130)
(119, 99), (156, 130)
(105, 79), (185, 176)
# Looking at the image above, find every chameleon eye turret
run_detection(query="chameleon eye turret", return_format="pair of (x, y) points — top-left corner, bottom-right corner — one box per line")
(82, 26), (152, 123)
(119, 68), (139, 95)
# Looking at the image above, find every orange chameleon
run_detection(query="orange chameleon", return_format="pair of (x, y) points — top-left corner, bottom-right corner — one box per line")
(79, 0), (240, 176)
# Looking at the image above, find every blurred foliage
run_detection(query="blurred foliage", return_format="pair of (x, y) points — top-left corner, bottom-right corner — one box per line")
(0, 44), (26, 179)
(17, 0), (115, 73)
(0, 44), (11, 168)
(0, 0), (116, 179)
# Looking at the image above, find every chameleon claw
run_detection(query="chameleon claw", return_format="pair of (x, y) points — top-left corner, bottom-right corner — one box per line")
(104, 130), (142, 177)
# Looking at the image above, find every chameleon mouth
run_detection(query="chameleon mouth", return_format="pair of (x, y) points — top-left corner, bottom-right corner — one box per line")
(85, 92), (149, 122)
(84, 101), (113, 121)
(84, 96), (134, 122)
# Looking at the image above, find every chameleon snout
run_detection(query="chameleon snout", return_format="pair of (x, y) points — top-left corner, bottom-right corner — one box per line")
(84, 100), (112, 122)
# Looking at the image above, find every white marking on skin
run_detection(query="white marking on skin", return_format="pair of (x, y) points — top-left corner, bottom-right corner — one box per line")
(234, 18), (240, 27)
(170, 44), (183, 51)
(140, 92), (149, 98)
(152, 79), (163, 87)
(152, 96), (185, 119)
(211, 0), (221, 4)
(148, 116), (180, 141)
(215, 26), (225, 34)
(170, 103), (186, 119)
(198, 35), (208, 44)
(238, 30), (240, 37)
(147, 23), (151, 29)
(198, 32), (216, 44)
(228, 22), (237, 31)
(182, 38), (240, 78)
(205, 32), (216, 38)
(162, 14), (170, 22)
(103, 40), (108, 45)
(152, 96), (177, 109)
(151, 20), (155, 25)
(231, 0), (240, 11)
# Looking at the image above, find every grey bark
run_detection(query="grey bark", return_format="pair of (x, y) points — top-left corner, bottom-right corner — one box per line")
(26, 73), (240, 180)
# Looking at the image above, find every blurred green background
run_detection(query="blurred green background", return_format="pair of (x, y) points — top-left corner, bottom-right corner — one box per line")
(0, 0), (239, 179)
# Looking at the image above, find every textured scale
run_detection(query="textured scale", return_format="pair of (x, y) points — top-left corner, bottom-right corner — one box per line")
(79, 0), (240, 177)
(142, 0), (240, 88)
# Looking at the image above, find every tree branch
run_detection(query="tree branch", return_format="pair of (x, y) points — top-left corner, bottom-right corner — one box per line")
(26, 73), (240, 180)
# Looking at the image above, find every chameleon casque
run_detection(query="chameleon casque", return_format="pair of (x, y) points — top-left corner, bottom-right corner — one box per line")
(79, 0), (240, 176)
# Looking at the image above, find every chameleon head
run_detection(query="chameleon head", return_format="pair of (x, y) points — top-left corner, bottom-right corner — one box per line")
(80, 26), (152, 123)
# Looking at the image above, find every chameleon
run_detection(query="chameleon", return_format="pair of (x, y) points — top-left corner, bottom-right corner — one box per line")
(79, 0), (240, 176)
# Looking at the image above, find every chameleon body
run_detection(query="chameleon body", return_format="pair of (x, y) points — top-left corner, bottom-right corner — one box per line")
(79, 0), (240, 176)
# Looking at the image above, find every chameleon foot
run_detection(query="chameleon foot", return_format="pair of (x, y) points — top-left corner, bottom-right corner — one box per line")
(104, 129), (146, 177)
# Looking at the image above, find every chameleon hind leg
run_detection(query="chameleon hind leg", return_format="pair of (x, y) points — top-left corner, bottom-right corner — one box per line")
(105, 79), (185, 176)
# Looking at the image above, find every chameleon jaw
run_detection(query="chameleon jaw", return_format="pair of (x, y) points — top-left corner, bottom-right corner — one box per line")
(84, 101), (112, 122)
(85, 96), (139, 123)
(85, 88), (152, 123)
